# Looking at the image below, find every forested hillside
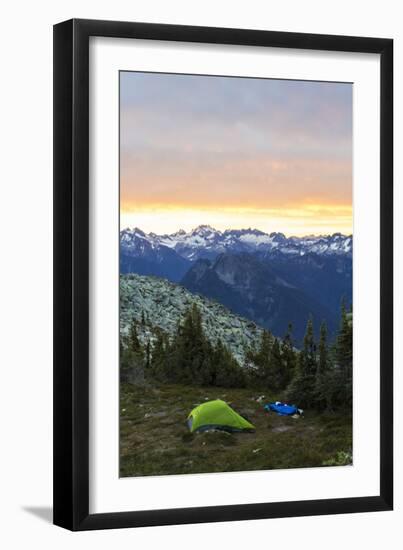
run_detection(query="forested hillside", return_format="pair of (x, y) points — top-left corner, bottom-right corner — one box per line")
(120, 274), (352, 412)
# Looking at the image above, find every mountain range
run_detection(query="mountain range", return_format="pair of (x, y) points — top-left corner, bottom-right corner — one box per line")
(120, 225), (352, 343)
(181, 252), (341, 342)
(121, 225), (352, 268)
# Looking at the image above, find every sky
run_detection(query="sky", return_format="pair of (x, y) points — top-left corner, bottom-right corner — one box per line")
(120, 71), (352, 236)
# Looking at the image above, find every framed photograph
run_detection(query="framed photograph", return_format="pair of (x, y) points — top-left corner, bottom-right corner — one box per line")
(53, 19), (393, 530)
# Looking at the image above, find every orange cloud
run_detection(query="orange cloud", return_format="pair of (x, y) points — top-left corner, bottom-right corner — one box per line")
(120, 155), (351, 213)
(120, 73), (352, 237)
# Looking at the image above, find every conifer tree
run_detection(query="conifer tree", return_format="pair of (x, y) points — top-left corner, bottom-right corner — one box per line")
(318, 321), (328, 375)
(129, 319), (141, 353)
(286, 317), (317, 408)
(145, 340), (151, 371)
(303, 317), (317, 374)
(212, 339), (245, 388)
(150, 329), (167, 381)
(314, 321), (331, 410)
(119, 334), (129, 382)
(280, 323), (297, 389)
(336, 300), (352, 374)
(168, 303), (213, 385)
(269, 338), (284, 391)
(119, 320), (145, 385)
(248, 330), (274, 386)
(259, 330), (274, 361)
(334, 299), (353, 409)
(119, 334), (124, 358)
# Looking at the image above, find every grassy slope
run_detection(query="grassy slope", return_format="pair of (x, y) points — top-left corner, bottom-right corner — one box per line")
(120, 383), (352, 477)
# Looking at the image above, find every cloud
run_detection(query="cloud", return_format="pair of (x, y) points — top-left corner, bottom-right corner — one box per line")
(121, 151), (351, 209)
(120, 72), (352, 157)
(120, 71), (352, 235)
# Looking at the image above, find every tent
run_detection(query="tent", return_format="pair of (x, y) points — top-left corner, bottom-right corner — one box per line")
(187, 399), (255, 433)
(264, 402), (301, 416)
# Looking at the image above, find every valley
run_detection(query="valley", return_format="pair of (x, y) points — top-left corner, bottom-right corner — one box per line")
(120, 225), (352, 342)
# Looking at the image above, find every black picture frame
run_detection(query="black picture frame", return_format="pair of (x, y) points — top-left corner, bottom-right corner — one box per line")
(53, 18), (393, 531)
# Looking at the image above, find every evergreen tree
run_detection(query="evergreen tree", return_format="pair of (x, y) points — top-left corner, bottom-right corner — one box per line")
(145, 340), (151, 371)
(259, 330), (274, 363)
(318, 321), (328, 376)
(119, 334), (128, 382)
(268, 338), (283, 391)
(248, 330), (274, 387)
(119, 334), (124, 358)
(120, 347), (145, 385)
(167, 303), (213, 385)
(120, 320), (145, 385)
(336, 300), (352, 374)
(280, 323), (297, 389)
(212, 339), (245, 388)
(303, 318), (317, 374)
(314, 321), (331, 410)
(286, 317), (317, 408)
(334, 299), (353, 409)
(150, 329), (168, 381)
(159, 303), (246, 387)
(129, 319), (141, 353)
(247, 329), (295, 391)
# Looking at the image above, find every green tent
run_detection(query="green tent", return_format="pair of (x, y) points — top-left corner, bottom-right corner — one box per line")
(187, 399), (255, 433)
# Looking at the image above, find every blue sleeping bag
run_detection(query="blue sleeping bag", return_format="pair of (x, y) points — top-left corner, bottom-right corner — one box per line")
(264, 402), (299, 416)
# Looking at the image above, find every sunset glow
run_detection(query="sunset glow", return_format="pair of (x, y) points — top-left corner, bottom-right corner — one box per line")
(120, 72), (352, 236)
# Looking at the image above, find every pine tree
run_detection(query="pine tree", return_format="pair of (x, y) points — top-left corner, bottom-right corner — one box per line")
(334, 299), (353, 409)
(119, 334), (124, 358)
(318, 321), (328, 376)
(120, 348), (145, 385)
(286, 317), (317, 408)
(314, 321), (330, 410)
(145, 340), (151, 371)
(259, 330), (274, 362)
(268, 338), (282, 391)
(119, 320), (145, 385)
(168, 303), (213, 385)
(150, 329), (168, 381)
(280, 323), (297, 389)
(336, 300), (352, 372)
(119, 334), (129, 382)
(129, 319), (141, 353)
(303, 318), (317, 374)
(248, 330), (274, 387)
(212, 339), (245, 388)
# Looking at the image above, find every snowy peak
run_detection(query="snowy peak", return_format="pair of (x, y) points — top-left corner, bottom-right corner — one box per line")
(121, 225), (352, 262)
(191, 224), (220, 236)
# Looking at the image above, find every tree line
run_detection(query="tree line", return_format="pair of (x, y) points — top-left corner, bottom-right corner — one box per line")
(120, 301), (352, 411)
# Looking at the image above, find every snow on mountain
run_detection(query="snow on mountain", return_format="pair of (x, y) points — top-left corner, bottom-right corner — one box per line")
(120, 228), (352, 344)
(120, 227), (191, 281)
(121, 225), (352, 262)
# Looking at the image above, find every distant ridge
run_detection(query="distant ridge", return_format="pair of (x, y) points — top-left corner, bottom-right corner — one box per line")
(121, 225), (352, 264)
(120, 226), (352, 340)
(181, 252), (338, 342)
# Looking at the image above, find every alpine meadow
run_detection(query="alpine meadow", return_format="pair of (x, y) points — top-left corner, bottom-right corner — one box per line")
(119, 71), (353, 477)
